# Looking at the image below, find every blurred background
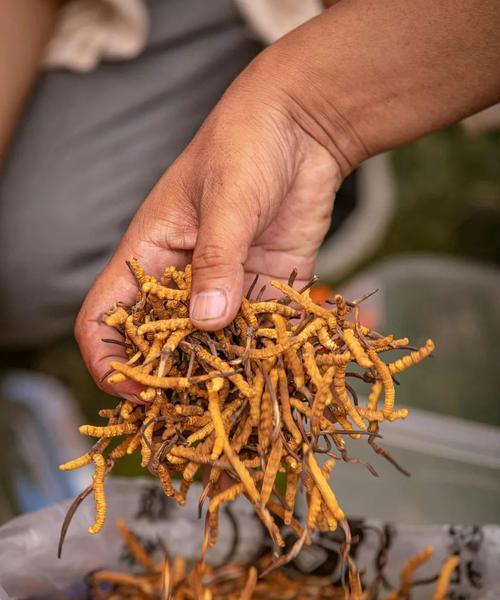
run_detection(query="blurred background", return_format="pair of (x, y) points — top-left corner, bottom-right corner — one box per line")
(0, 0), (499, 526)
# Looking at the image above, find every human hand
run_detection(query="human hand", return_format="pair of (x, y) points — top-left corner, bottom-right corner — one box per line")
(74, 48), (347, 397)
(76, 0), (500, 398)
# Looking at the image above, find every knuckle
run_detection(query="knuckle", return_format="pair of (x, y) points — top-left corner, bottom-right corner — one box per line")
(142, 214), (198, 251)
(136, 186), (198, 251)
(163, 218), (198, 250)
(193, 243), (235, 279)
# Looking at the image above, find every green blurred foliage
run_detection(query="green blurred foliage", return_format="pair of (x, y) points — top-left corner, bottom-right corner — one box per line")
(383, 126), (500, 264)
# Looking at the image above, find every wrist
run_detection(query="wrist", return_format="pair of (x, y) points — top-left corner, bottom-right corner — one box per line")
(249, 0), (500, 177)
(244, 36), (369, 179)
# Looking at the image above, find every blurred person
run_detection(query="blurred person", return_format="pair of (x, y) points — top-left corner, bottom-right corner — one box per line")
(0, 0), (267, 345)
(0, 1), (498, 399)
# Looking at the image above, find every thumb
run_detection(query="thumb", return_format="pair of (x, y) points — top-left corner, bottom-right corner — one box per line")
(189, 196), (258, 330)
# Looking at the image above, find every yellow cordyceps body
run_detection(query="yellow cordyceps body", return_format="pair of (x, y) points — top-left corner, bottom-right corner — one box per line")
(368, 348), (396, 417)
(85, 520), (460, 600)
(307, 458), (336, 530)
(271, 280), (337, 328)
(78, 423), (137, 437)
(432, 555), (461, 600)
(60, 261), (435, 586)
(115, 517), (158, 572)
(103, 306), (128, 328)
(88, 453), (107, 534)
(389, 338), (435, 374)
(58, 451), (93, 471)
(400, 545), (434, 595)
(260, 436), (283, 505)
(343, 328), (373, 368)
(306, 450), (344, 521)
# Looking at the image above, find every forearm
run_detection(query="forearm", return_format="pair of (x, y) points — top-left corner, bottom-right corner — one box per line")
(256, 0), (500, 174)
(0, 0), (60, 164)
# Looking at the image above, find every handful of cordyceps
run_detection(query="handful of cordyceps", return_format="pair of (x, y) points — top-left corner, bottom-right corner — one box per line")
(59, 260), (437, 598)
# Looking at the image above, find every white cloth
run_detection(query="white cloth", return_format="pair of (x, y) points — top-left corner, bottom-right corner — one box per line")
(43, 0), (322, 72)
(44, 0), (149, 72)
(236, 0), (322, 44)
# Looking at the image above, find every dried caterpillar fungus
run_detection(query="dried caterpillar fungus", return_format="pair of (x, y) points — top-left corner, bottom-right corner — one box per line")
(60, 261), (434, 580)
(85, 520), (460, 600)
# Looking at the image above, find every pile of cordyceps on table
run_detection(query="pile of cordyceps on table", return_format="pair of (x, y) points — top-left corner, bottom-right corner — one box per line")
(60, 259), (437, 599)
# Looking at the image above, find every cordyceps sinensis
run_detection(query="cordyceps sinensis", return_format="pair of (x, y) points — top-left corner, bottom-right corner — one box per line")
(85, 519), (460, 600)
(60, 260), (434, 580)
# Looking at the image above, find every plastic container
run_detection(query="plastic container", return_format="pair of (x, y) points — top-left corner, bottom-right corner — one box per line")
(327, 255), (500, 525)
(0, 371), (92, 522)
(315, 406), (500, 525)
(340, 254), (500, 425)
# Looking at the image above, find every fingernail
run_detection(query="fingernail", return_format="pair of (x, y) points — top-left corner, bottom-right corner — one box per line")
(191, 289), (227, 321)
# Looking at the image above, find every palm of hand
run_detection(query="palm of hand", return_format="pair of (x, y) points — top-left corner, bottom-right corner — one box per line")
(75, 88), (340, 394)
